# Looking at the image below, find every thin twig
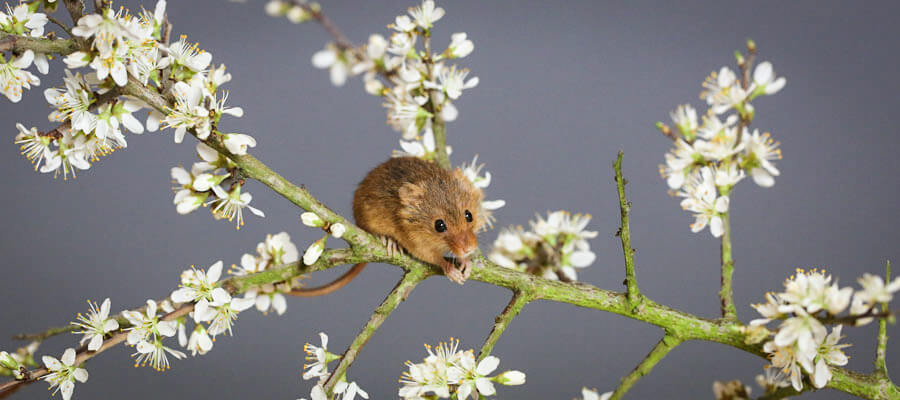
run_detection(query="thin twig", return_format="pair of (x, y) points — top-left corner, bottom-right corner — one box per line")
(718, 196), (738, 321)
(0, 36), (14, 53)
(289, 1), (354, 51)
(322, 269), (429, 394)
(47, 16), (75, 38)
(609, 334), (683, 400)
(756, 385), (805, 400)
(477, 290), (532, 361)
(62, 0), (86, 25)
(875, 260), (891, 378)
(614, 151), (641, 307)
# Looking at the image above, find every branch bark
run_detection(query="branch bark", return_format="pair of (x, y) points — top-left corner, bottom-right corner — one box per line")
(477, 290), (532, 361)
(609, 334), (683, 400)
(322, 269), (429, 394)
(614, 151), (641, 307)
(875, 260), (891, 379)
(719, 207), (738, 321)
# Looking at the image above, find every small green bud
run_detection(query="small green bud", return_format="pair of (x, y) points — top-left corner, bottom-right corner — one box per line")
(0, 352), (19, 370)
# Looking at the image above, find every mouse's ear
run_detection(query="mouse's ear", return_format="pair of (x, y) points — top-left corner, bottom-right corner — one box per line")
(398, 182), (424, 206)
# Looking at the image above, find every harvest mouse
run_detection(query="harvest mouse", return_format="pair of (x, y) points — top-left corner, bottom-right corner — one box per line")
(291, 156), (485, 296)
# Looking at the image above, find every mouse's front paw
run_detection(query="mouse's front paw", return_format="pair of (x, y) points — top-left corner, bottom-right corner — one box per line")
(441, 260), (466, 285)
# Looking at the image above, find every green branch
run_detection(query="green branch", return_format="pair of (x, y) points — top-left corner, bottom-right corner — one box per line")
(609, 334), (683, 400)
(323, 269), (430, 394)
(719, 209), (738, 321)
(614, 151), (641, 307)
(431, 114), (450, 170)
(0, 33), (80, 55)
(477, 290), (532, 361)
(875, 260), (891, 379)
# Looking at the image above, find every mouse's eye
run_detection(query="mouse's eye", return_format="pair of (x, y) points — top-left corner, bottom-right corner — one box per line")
(434, 219), (447, 233)
(465, 210), (473, 223)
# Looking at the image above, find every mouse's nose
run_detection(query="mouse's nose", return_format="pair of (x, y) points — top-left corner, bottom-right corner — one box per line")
(450, 230), (478, 258)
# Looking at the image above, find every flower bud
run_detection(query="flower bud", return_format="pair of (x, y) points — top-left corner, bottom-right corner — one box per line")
(0, 351), (19, 370)
(303, 236), (327, 265)
(495, 370), (526, 385)
(301, 212), (325, 227)
(330, 223), (346, 238)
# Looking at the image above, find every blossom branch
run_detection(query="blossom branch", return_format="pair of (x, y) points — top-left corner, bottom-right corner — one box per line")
(287, 0), (354, 52)
(875, 260), (891, 378)
(62, 0), (86, 26)
(614, 151), (641, 307)
(322, 269), (430, 394)
(609, 334), (683, 400)
(0, 33), (80, 56)
(431, 113), (450, 169)
(756, 385), (806, 400)
(719, 207), (738, 320)
(477, 290), (532, 362)
(0, 304), (192, 398)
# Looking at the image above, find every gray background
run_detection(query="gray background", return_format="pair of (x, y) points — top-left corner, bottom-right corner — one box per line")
(2, 0), (899, 398)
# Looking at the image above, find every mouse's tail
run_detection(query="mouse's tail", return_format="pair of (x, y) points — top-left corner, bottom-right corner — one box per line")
(287, 263), (367, 297)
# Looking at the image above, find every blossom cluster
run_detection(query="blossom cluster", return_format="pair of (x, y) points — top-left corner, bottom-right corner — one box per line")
(658, 42), (785, 237)
(171, 142), (264, 229)
(746, 268), (900, 391)
(398, 337), (525, 399)
(0, 2), (48, 102)
(1, 232), (305, 399)
(6, 0), (264, 227)
(231, 231), (301, 315)
(299, 332), (369, 400)
(489, 211), (598, 281)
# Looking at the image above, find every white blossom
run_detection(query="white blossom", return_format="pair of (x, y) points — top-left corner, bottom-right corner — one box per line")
(194, 288), (255, 337)
(669, 104), (698, 139)
(223, 133), (257, 155)
(752, 61), (786, 96)
(333, 380), (369, 400)
(0, 50), (40, 103)
(14, 123), (52, 170)
(312, 44), (350, 87)
(132, 337), (186, 371)
(742, 129), (781, 187)
(678, 167), (729, 237)
(446, 32), (473, 58)
(207, 184), (266, 229)
(303, 332), (332, 382)
(408, 0), (444, 29)
(45, 70), (96, 132)
(164, 36), (212, 76)
(855, 272), (900, 306)
(42, 348), (88, 400)
(186, 324), (213, 356)
(579, 388), (612, 400)
(659, 139), (701, 190)
(425, 64), (478, 100)
(702, 66), (749, 115)
(71, 298), (119, 351)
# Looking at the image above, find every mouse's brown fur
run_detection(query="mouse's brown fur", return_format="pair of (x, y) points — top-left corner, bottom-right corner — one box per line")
(290, 157), (484, 296)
